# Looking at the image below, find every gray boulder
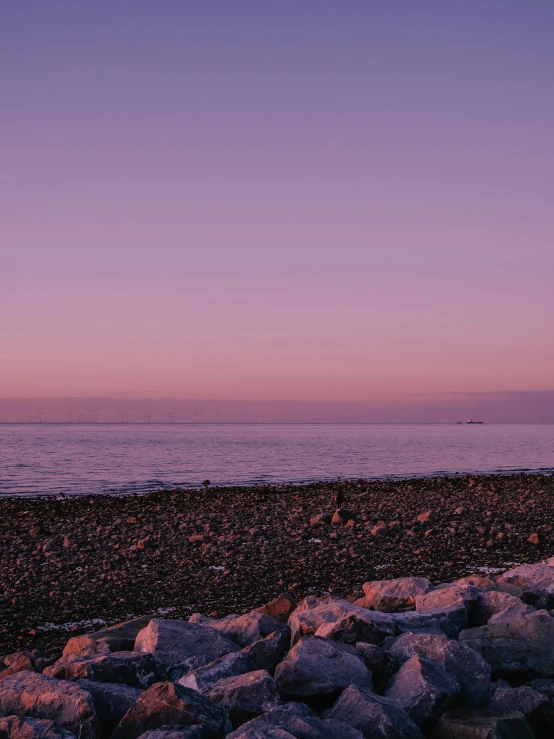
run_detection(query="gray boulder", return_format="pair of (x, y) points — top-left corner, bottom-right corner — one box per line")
(354, 644), (396, 693)
(315, 613), (395, 647)
(499, 564), (554, 609)
(206, 670), (281, 728)
(491, 681), (554, 739)
(0, 672), (100, 739)
(526, 678), (554, 701)
(180, 631), (289, 693)
(289, 598), (394, 646)
(227, 703), (364, 739)
(390, 611), (460, 639)
(323, 684), (424, 739)
(432, 709), (534, 738)
(274, 637), (373, 704)
(472, 591), (526, 627)
(76, 680), (142, 738)
(362, 578), (433, 612)
(388, 632), (492, 707)
(460, 609), (554, 679)
(44, 652), (159, 688)
(111, 682), (231, 739)
(135, 620), (240, 665)
(0, 717), (75, 739)
(189, 613), (288, 649)
(135, 729), (211, 739)
(385, 656), (459, 732)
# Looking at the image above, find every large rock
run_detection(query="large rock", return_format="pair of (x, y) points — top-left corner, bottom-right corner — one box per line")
(64, 617), (153, 656)
(0, 717), (75, 739)
(288, 598), (394, 645)
(362, 578), (433, 613)
(135, 620), (240, 664)
(189, 613), (288, 649)
(111, 682), (231, 739)
(44, 652), (159, 688)
(388, 632), (492, 707)
(354, 644), (396, 693)
(471, 591), (526, 627)
(526, 678), (554, 701)
(499, 564), (554, 609)
(415, 584), (479, 616)
(76, 680), (142, 738)
(135, 729), (211, 739)
(274, 637), (373, 704)
(227, 703), (364, 739)
(323, 684), (424, 739)
(180, 631), (289, 693)
(206, 670), (280, 728)
(0, 672), (100, 739)
(385, 655), (459, 732)
(315, 613), (395, 647)
(432, 709), (534, 738)
(254, 595), (296, 625)
(490, 681), (554, 739)
(390, 611), (460, 639)
(0, 653), (37, 681)
(460, 609), (554, 680)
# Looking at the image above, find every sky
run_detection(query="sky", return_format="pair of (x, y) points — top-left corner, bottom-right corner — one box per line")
(2, 1), (554, 421)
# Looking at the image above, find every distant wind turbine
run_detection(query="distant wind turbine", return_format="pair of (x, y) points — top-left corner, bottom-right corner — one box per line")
(216, 412), (221, 423)
(168, 410), (174, 424)
(144, 409), (153, 424)
(305, 412), (308, 424)
(37, 407), (46, 424)
(27, 412), (33, 423)
(195, 408), (202, 423)
(240, 410), (246, 423)
(261, 412), (267, 423)
(91, 408), (100, 423)
(118, 409), (125, 424)
(66, 409), (74, 424)
(76, 409), (83, 423)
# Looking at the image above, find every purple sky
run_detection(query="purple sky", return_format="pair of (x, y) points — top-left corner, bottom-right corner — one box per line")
(2, 2), (554, 419)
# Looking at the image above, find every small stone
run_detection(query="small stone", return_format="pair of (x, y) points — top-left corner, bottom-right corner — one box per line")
(529, 533), (541, 545)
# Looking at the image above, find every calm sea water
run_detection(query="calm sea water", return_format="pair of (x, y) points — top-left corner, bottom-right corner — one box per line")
(0, 423), (553, 497)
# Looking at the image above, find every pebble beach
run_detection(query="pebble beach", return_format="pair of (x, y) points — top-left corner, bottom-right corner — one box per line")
(1, 472), (553, 657)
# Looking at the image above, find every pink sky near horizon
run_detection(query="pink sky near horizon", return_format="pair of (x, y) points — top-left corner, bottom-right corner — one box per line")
(2, 2), (554, 409)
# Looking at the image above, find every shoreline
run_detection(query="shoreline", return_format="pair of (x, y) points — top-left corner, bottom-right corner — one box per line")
(1, 472), (553, 656)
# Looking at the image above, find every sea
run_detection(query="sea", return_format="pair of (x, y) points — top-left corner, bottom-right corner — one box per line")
(1, 423), (553, 497)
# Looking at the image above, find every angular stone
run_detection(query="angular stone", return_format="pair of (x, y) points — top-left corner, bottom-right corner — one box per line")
(460, 609), (554, 680)
(315, 612), (395, 647)
(274, 636), (373, 704)
(44, 651), (159, 688)
(390, 610), (460, 639)
(472, 591), (526, 627)
(289, 597), (394, 645)
(135, 729), (211, 739)
(180, 631), (289, 693)
(0, 672), (100, 739)
(0, 716), (75, 739)
(135, 620), (240, 664)
(415, 584), (479, 619)
(64, 617), (153, 656)
(526, 678), (554, 701)
(362, 578), (433, 613)
(499, 564), (554, 609)
(323, 684), (424, 739)
(385, 655), (459, 732)
(310, 514), (332, 526)
(76, 680), (142, 738)
(491, 681), (554, 739)
(111, 682), (231, 739)
(0, 653), (37, 681)
(388, 632), (492, 707)
(206, 670), (280, 728)
(432, 709), (534, 739)
(227, 703), (364, 739)
(189, 613), (288, 648)
(331, 509), (356, 525)
(354, 644), (396, 693)
(254, 595), (296, 625)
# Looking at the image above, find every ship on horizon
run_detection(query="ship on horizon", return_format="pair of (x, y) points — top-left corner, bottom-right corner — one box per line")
(466, 419), (484, 424)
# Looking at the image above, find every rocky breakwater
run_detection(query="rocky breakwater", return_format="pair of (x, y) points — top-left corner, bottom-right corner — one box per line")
(5, 563), (554, 738)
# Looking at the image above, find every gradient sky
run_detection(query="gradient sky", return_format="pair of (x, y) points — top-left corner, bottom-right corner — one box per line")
(2, 1), (554, 412)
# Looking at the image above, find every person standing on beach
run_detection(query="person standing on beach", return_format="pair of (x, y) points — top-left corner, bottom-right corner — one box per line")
(334, 489), (345, 509)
